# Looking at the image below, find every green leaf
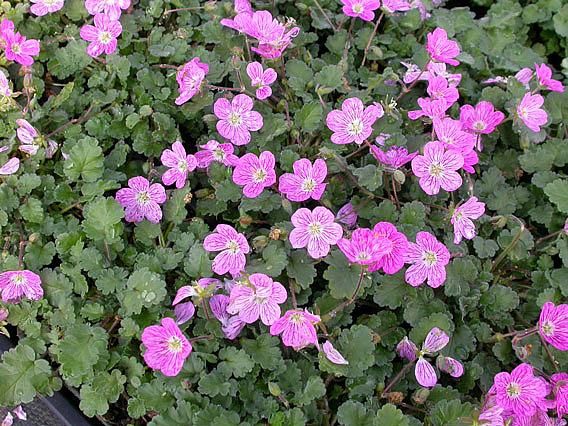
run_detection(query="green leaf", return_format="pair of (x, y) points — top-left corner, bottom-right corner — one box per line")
(352, 164), (382, 191)
(184, 243), (212, 278)
(324, 250), (370, 300)
(241, 334), (284, 370)
(82, 197), (124, 243)
(373, 272), (416, 309)
(63, 137), (104, 182)
(118, 268), (167, 316)
(292, 376), (326, 407)
(248, 241), (288, 277)
(286, 250), (317, 289)
(295, 103), (323, 132)
(553, 4), (568, 37)
(544, 179), (568, 213)
(373, 404), (410, 426)
(337, 325), (376, 378)
(79, 370), (126, 417)
(315, 65), (343, 92)
(337, 401), (372, 426)
(217, 347), (255, 379)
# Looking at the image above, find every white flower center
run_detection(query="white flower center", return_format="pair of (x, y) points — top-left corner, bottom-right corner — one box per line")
(506, 382), (521, 399)
(11, 43), (21, 54)
(177, 159), (188, 172)
(541, 320), (555, 336)
(226, 240), (240, 254)
(356, 252), (369, 261)
(308, 222), (322, 237)
(290, 312), (304, 324)
(352, 3), (364, 13)
(167, 336), (183, 353)
(347, 118), (364, 136)
(11, 274), (25, 286)
(429, 163), (444, 177)
(519, 108), (528, 119)
(473, 121), (486, 131)
(301, 178), (316, 192)
(228, 112), (243, 127)
(422, 251), (438, 266)
(253, 294), (269, 305)
(213, 148), (226, 161)
(136, 191), (151, 205)
(252, 168), (267, 183)
(98, 31), (113, 45)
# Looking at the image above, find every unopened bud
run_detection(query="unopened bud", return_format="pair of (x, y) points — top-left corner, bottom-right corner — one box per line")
(239, 215), (253, 226)
(183, 192), (193, 204)
(491, 215), (508, 228)
(268, 382), (281, 397)
(412, 388), (430, 405)
(269, 228), (282, 240)
(28, 233), (39, 243)
(203, 0), (216, 12)
(386, 391), (404, 405)
(252, 236), (268, 250)
(393, 170), (406, 184)
(195, 188), (212, 199)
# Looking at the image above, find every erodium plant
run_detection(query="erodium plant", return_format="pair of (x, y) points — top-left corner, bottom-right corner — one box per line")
(0, 0), (567, 424)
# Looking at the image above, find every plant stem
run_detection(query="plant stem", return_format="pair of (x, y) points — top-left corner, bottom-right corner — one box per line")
(163, 6), (205, 15)
(289, 280), (298, 309)
(46, 104), (96, 138)
(391, 174), (400, 209)
(395, 60), (430, 102)
(189, 334), (214, 343)
(361, 12), (384, 67)
(312, 0), (337, 31)
(540, 335), (560, 372)
(381, 360), (416, 397)
(492, 217), (525, 272)
(322, 268), (365, 322)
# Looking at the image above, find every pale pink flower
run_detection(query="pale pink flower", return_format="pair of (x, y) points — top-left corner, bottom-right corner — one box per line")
(326, 97), (383, 145)
(0, 158), (19, 175)
(0, 20), (40, 66)
(517, 92), (548, 133)
(220, 0), (253, 31)
(535, 63), (564, 93)
(402, 62), (461, 86)
(16, 119), (40, 155)
(210, 294), (246, 340)
(175, 58), (209, 106)
(371, 145), (417, 169)
(115, 176), (166, 223)
(368, 222), (409, 274)
(459, 101), (505, 135)
(415, 356), (437, 387)
(538, 302), (568, 351)
(408, 98), (450, 120)
(214, 94), (263, 146)
(436, 356), (464, 378)
(322, 341), (349, 365)
(270, 309), (320, 350)
(483, 76), (508, 85)
(422, 327), (449, 353)
(409, 0), (430, 19)
(246, 62), (277, 100)
(515, 67), (533, 86)
(30, 0), (65, 16)
(413, 328), (462, 387)
(203, 224), (250, 275)
(160, 141), (197, 189)
(433, 117), (476, 152)
(427, 75), (459, 106)
(289, 207), (343, 259)
(278, 158), (327, 202)
(195, 140), (239, 168)
(0, 307), (7, 321)
(411, 141), (463, 195)
(227, 273), (287, 326)
(397, 336), (418, 361)
(336, 203), (358, 228)
(1, 413), (12, 426)
(84, 0), (130, 20)
(232, 151), (276, 198)
(382, 0), (411, 13)
(337, 228), (387, 265)
(0, 270), (43, 303)
(375, 133), (391, 145)
(0, 70), (11, 97)
(79, 14), (122, 58)
(171, 279), (221, 325)
(550, 372), (568, 418)
(141, 317), (192, 377)
(12, 407), (25, 421)
(341, 0), (381, 21)
(404, 231), (450, 288)
(492, 363), (549, 418)
(451, 197), (485, 244)
(426, 27), (460, 67)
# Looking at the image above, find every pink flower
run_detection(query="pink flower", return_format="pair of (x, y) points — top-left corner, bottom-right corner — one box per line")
(12, 407), (25, 421)
(550, 372), (568, 418)
(368, 222), (409, 274)
(433, 117), (476, 152)
(246, 62), (277, 100)
(517, 92), (548, 133)
(278, 158), (327, 202)
(411, 141), (463, 195)
(478, 396), (505, 426)
(492, 363), (549, 418)
(203, 224), (250, 275)
(402, 62), (461, 86)
(232, 151), (276, 198)
(227, 273), (287, 326)
(459, 101), (505, 135)
(1, 413), (12, 426)
(84, 0), (130, 20)
(0, 70), (11, 97)
(30, 0), (64, 16)
(322, 341), (349, 365)
(0, 20), (40, 66)
(326, 97), (383, 145)
(289, 207), (343, 259)
(214, 94), (263, 146)
(270, 309), (320, 350)
(16, 119), (40, 155)
(336, 203), (358, 228)
(371, 145), (417, 169)
(337, 228), (386, 265)
(427, 76), (459, 106)
(415, 357), (437, 387)
(382, 0), (411, 13)
(422, 327), (449, 353)
(175, 58), (209, 105)
(437, 356), (464, 378)
(195, 140), (239, 168)
(404, 231), (450, 288)
(210, 294), (246, 339)
(538, 302), (568, 351)
(375, 132), (391, 145)
(0, 158), (20, 175)
(0, 307), (7, 321)
(535, 63), (564, 93)
(171, 279), (220, 325)
(341, 0), (381, 21)
(515, 67), (533, 86)
(426, 27), (460, 67)
(0, 270), (43, 303)
(408, 97), (450, 120)
(160, 141), (197, 189)
(141, 317), (192, 377)
(451, 196), (485, 244)
(397, 336), (418, 361)
(115, 176), (166, 223)
(79, 14), (122, 58)
(220, 0), (253, 31)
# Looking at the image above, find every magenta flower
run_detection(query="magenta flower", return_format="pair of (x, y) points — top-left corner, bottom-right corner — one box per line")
(210, 294), (247, 340)
(535, 63), (564, 93)
(160, 141), (197, 189)
(270, 309), (321, 350)
(16, 119), (40, 155)
(433, 117), (475, 152)
(516, 67), (533, 86)
(371, 145), (417, 169)
(538, 302), (568, 351)
(402, 62), (461, 87)
(171, 279), (221, 325)
(0, 20), (40, 66)
(214, 94), (263, 146)
(141, 317), (192, 377)
(79, 14), (122, 58)
(175, 58), (209, 106)
(326, 97), (383, 145)
(415, 356), (438, 387)
(492, 363), (549, 418)
(397, 337), (418, 361)
(517, 92), (548, 133)
(278, 158), (327, 202)
(227, 273), (287, 326)
(0, 270), (43, 303)
(368, 222), (408, 274)
(203, 224), (250, 275)
(84, 0), (130, 19)
(411, 141), (463, 195)
(336, 203), (358, 228)
(322, 341), (349, 365)
(195, 140), (239, 168)
(220, 0), (253, 31)
(341, 0), (381, 21)
(550, 372), (568, 418)
(0, 158), (20, 175)
(246, 62), (277, 100)
(427, 76), (459, 106)
(337, 228), (386, 266)
(437, 356), (464, 378)
(116, 177), (166, 223)
(12, 407), (25, 421)
(422, 327), (449, 353)
(232, 151), (276, 198)
(0, 70), (11, 97)
(289, 207), (343, 259)
(408, 98), (450, 121)
(451, 197), (485, 244)
(381, 0), (412, 13)
(426, 27), (460, 67)
(404, 231), (450, 288)
(459, 101), (505, 135)
(30, 0), (64, 16)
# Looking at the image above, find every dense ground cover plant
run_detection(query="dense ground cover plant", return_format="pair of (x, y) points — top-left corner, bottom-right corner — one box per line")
(0, 0), (568, 424)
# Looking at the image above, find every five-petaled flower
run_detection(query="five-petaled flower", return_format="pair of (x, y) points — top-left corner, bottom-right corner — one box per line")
(214, 94), (263, 145)
(79, 13), (122, 58)
(404, 231), (450, 288)
(160, 141), (197, 189)
(426, 27), (460, 67)
(203, 224), (250, 275)
(246, 62), (277, 100)
(30, 0), (65, 16)
(232, 151), (276, 198)
(411, 141), (464, 195)
(0, 20), (40, 66)
(341, 0), (381, 21)
(517, 92), (548, 133)
(326, 97), (383, 145)
(175, 57), (209, 105)
(115, 176), (167, 223)
(289, 206), (343, 259)
(451, 197), (485, 244)
(195, 140), (239, 168)
(278, 158), (327, 202)
(337, 228), (387, 266)
(538, 302), (568, 351)
(270, 309), (320, 350)
(368, 222), (409, 274)
(0, 270), (43, 303)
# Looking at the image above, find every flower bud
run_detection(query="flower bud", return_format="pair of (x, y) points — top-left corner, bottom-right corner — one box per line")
(183, 192), (193, 204)
(491, 215), (508, 228)
(268, 382), (281, 397)
(386, 391), (404, 405)
(203, 0), (217, 12)
(239, 215), (253, 226)
(412, 388), (430, 405)
(252, 236), (268, 250)
(393, 170), (406, 184)
(269, 228), (282, 240)
(28, 233), (39, 243)
(195, 188), (212, 198)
